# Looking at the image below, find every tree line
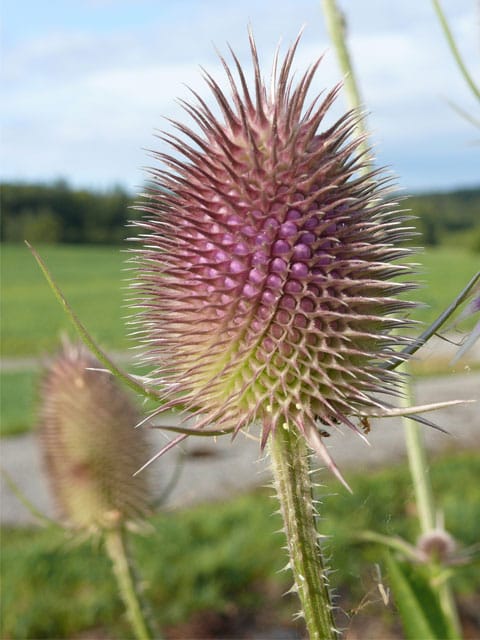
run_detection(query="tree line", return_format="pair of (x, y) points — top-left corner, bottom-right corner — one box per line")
(1, 180), (479, 250)
(1, 180), (133, 244)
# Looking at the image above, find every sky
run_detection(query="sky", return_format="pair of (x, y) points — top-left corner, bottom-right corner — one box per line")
(1, 0), (479, 194)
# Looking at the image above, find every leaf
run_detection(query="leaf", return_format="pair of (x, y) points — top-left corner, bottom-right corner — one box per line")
(150, 424), (235, 437)
(363, 399), (475, 419)
(386, 552), (441, 640)
(358, 531), (419, 562)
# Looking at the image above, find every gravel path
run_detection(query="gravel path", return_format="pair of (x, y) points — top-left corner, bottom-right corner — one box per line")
(1, 370), (478, 526)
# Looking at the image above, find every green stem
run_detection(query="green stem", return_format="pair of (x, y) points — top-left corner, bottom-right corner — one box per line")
(432, 0), (480, 102)
(104, 526), (158, 640)
(321, 0), (372, 170)
(269, 425), (336, 639)
(1, 467), (63, 530)
(438, 583), (462, 640)
(401, 374), (462, 638)
(26, 241), (161, 403)
(385, 270), (480, 371)
(402, 377), (435, 534)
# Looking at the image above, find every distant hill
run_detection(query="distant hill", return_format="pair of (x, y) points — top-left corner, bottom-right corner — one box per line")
(1, 180), (479, 250)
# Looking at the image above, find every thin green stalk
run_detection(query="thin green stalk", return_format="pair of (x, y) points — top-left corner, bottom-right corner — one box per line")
(321, 3), (464, 635)
(402, 378), (435, 534)
(385, 270), (480, 371)
(401, 374), (461, 638)
(26, 241), (161, 403)
(437, 583), (462, 640)
(269, 425), (336, 640)
(104, 526), (158, 640)
(321, 0), (372, 169)
(1, 467), (63, 530)
(432, 0), (480, 102)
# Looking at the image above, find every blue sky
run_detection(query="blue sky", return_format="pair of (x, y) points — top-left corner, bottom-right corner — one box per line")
(1, 0), (478, 194)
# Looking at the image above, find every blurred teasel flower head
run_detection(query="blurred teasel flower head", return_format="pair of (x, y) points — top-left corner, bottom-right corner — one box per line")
(131, 32), (417, 477)
(39, 341), (151, 531)
(416, 528), (457, 565)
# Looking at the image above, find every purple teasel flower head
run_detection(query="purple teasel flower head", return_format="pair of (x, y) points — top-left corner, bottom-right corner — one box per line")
(130, 32), (420, 484)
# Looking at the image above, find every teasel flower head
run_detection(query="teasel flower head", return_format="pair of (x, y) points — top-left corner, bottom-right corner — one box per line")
(415, 528), (457, 565)
(38, 341), (151, 531)
(131, 32), (417, 481)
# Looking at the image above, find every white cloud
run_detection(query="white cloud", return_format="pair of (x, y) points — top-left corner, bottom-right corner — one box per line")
(1, 0), (478, 191)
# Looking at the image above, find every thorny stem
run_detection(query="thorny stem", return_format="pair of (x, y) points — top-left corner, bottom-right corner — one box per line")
(104, 526), (158, 640)
(321, 0), (372, 171)
(401, 375), (462, 639)
(269, 425), (336, 640)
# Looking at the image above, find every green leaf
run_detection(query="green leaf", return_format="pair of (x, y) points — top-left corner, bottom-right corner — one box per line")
(386, 552), (442, 640)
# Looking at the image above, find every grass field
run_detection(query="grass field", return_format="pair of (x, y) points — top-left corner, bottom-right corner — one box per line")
(1, 244), (130, 357)
(2, 243), (479, 358)
(0, 371), (37, 437)
(1, 243), (479, 436)
(1, 244), (479, 637)
(1, 452), (479, 639)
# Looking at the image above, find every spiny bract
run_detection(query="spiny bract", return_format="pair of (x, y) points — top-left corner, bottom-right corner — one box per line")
(131, 33), (416, 474)
(39, 341), (151, 530)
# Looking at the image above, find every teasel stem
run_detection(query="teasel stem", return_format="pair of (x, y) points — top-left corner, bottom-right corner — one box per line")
(269, 425), (336, 639)
(321, 0), (372, 170)
(402, 378), (436, 534)
(401, 375), (462, 639)
(104, 526), (158, 640)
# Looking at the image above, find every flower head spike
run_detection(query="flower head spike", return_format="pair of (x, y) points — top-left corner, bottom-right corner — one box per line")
(39, 341), (151, 531)
(131, 32), (417, 479)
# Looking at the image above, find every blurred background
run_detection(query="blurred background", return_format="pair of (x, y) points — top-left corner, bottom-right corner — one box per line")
(1, 1), (479, 638)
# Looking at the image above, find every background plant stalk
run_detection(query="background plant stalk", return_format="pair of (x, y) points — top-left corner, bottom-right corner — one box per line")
(321, 1), (464, 636)
(401, 375), (462, 639)
(104, 526), (158, 640)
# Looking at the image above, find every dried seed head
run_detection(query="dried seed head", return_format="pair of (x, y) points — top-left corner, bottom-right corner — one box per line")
(131, 33), (417, 473)
(38, 341), (150, 530)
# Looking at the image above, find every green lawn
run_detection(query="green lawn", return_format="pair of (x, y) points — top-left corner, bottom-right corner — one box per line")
(412, 247), (479, 325)
(1, 452), (479, 639)
(1, 243), (130, 357)
(0, 370), (38, 436)
(2, 244), (478, 357)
